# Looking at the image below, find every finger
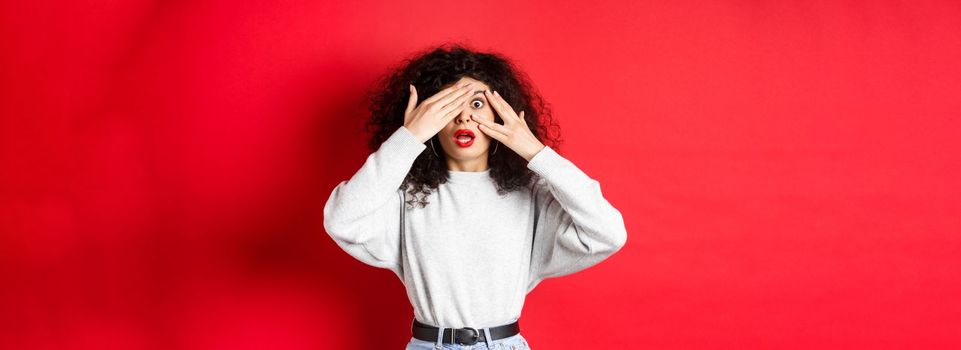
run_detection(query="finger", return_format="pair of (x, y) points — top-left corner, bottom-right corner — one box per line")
(485, 90), (518, 124)
(405, 84), (418, 116)
(419, 82), (464, 105)
(438, 87), (476, 116)
(519, 110), (525, 122)
(478, 123), (508, 141)
(432, 83), (474, 111)
(471, 114), (510, 137)
(493, 90), (519, 121)
(421, 82), (471, 105)
(441, 100), (468, 121)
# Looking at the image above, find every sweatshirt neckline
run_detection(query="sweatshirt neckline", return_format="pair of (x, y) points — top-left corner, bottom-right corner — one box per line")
(446, 168), (492, 184)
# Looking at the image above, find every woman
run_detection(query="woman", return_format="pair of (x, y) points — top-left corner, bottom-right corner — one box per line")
(323, 44), (627, 349)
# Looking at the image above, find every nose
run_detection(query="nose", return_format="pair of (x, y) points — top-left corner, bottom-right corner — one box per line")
(456, 108), (472, 124)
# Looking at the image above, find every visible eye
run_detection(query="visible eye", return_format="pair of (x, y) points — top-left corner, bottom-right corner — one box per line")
(471, 99), (485, 109)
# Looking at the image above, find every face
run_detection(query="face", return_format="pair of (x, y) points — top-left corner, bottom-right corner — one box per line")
(436, 76), (497, 162)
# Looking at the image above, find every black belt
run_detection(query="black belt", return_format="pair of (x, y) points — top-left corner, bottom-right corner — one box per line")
(412, 319), (520, 346)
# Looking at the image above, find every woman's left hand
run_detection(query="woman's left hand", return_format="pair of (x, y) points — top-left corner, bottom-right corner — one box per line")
(471, 90), (546, 162)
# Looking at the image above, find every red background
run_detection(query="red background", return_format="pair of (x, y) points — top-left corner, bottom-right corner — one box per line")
(2, 0), (960, 349)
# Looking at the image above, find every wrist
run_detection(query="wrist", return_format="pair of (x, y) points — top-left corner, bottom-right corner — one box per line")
(523, 143), (546, 162)
(402, 125), (428, 143)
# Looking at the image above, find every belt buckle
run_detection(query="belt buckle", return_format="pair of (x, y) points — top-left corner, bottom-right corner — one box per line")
(453, 327), (478, 345)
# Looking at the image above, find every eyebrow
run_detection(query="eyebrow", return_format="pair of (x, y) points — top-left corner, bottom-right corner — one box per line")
(472, 90), (486, 96)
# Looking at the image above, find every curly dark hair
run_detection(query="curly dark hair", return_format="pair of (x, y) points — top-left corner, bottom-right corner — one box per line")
(363, 43), (563, 209)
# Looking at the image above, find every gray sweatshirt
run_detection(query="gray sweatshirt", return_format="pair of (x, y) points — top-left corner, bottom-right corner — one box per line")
(323, 126), (627, 329)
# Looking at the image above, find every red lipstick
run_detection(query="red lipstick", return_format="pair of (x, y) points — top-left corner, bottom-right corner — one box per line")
(453, 129), (475, 148)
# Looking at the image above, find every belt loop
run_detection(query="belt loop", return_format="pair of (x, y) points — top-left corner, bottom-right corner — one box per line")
(483, 326), (494, 349)
(435, 325), (444, 349)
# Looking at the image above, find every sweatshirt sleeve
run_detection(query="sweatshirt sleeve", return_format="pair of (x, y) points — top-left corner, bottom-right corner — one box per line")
(322, 126), (426, 277)
(524, 145), (628, 292)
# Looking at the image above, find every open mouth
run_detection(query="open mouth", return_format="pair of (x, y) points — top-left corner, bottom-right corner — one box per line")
(453, 129), (475, 147)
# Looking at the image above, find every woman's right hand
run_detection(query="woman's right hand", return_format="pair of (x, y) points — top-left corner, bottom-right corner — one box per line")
(403, 82), (476, 143)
